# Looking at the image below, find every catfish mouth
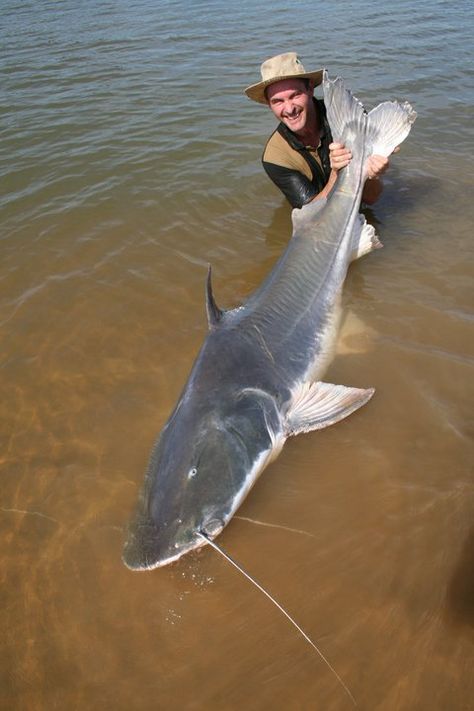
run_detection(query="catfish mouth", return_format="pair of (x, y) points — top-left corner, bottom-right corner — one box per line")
(123, 532), (206, 571)
(153, 518), (225, 567)
(122, 516), (227, 571)
(200, 517), (225, 539)
(122, 515), (200, 571)
(134, 518), (226, 569)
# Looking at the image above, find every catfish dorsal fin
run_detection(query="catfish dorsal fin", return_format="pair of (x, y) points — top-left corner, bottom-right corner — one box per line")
(206, 264), (224, 328)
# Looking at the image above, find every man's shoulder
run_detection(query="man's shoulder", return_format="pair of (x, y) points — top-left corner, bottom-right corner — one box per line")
(263, 127), (304, 171)
(263, 127), (288, 156)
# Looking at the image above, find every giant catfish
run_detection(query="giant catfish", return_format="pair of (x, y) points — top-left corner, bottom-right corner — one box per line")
(123, 72), (416, 570)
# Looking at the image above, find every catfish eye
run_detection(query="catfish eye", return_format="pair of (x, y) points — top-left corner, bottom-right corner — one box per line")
(188, 467), (198, 479)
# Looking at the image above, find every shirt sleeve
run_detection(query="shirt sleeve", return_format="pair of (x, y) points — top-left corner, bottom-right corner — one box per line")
(262, 160), (318, 209)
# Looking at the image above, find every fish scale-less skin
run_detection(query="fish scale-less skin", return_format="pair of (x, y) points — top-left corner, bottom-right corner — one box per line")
(234, 193), (363, 384)
(123, 73), (416, 570)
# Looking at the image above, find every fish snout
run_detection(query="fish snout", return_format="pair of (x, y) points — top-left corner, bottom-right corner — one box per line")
(201, 517), (225, 539)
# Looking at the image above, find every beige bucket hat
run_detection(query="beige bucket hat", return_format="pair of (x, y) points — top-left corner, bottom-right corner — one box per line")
(245, 52), (323, 105)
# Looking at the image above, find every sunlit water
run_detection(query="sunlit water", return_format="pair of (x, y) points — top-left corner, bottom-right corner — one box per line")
(1, 0), (473, 709)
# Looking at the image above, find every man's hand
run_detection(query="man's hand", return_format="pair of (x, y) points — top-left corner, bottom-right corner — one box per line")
(366, 154), (389, 179)
(329, 142), (352, 170)
(328, 143), (401, 205)
(366, 146), (400, 179)
(330, 144), (400, 177)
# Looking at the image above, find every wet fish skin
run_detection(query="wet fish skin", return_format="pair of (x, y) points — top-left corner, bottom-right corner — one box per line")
(123, 336), (286, 568)
(122, 73), (416, 570)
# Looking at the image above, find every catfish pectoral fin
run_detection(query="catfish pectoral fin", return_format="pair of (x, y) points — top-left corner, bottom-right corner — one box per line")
(285, 381), (375, 436)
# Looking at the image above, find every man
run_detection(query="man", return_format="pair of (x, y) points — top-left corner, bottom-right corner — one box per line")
(245, 52), (391, 209)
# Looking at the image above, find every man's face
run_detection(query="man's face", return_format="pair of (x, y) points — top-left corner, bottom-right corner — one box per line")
(266, 78), (314, 135)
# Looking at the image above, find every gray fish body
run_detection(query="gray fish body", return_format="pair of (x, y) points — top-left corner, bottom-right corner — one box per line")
(123, 74), (416, 570)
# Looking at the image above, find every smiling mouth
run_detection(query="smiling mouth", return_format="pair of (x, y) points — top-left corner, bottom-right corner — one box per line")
(284, 111), (302, 122)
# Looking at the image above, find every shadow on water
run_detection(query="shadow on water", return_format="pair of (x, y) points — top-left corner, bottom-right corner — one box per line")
(263, 170), (442, 248)
(219, 201), (293, 302)
(235, 168), (442, 309)
(384, 172), (441, 213)
(445, 525), (474, 628)
(264, 201), (293, 248)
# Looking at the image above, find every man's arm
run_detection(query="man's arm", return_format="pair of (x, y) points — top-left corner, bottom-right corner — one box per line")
(262, 143), (392, 209)
(262, 161), (320, 208)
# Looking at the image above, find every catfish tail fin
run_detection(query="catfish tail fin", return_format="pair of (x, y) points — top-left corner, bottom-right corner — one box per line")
(323, 71), (367, 147)
(322, 70), (416, 156)
(367, 100), (417, 156)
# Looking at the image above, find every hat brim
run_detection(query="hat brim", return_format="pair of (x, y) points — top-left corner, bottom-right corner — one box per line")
(244, 69), (323, 105)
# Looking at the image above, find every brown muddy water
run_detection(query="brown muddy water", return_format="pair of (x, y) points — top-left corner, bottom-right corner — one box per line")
(1, 1), (473, 709)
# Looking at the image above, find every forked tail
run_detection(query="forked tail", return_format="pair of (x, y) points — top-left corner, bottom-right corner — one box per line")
(323, 70), (417, 173)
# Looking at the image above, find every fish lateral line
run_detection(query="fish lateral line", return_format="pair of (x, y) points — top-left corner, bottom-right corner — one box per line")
(197, 530), (357, 707)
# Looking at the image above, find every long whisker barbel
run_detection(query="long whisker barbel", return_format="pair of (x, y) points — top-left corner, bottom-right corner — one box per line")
(197, 530), (356, 707)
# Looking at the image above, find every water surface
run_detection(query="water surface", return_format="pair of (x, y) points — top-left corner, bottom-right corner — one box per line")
(1, 1), (473, 709)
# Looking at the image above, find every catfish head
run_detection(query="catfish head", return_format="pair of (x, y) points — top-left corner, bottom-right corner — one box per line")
(122, 387), (282, 570)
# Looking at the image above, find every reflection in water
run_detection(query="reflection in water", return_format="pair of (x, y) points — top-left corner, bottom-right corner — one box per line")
(264, 201), (293, 249)
(2, 0), (474, 709)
